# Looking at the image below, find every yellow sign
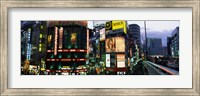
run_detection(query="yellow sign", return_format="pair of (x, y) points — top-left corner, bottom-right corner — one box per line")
(105, 21), (112, 30)
(112, 21), (127, 34)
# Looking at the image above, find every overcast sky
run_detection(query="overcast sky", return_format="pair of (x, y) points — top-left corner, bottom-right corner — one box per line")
(88, 21), (179, 47)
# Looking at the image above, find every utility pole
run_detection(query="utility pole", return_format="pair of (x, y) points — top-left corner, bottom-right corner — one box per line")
(144, 21), (148, 60)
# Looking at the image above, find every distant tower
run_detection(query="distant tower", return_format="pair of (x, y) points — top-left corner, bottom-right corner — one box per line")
(147, 38), (163, 56)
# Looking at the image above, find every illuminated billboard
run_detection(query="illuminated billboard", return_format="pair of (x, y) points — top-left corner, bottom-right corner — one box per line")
(26, 28), (32, 60)
(105, 21), (127, 34)
(54, 27), (58, 55)
(112, 21), (127, 34)
(116, 54), (125, 68)
(105, 37), (125, 53)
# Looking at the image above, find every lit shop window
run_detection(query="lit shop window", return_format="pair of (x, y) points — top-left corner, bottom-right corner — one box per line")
(39, 47), (41, 52)
(51, 54), (54, 58)
(74, 54), (77, 58)
(67, 54), (71, 58)
(58, 62), (62, 70)
(58, 54), (62, 58)
(67, 45), (71, 49)
(50, 65), (53, 69)
(40, 34), (42, 38)
(39, 44), (42, 52)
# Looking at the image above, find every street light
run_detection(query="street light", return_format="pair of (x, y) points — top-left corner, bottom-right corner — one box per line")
(144, 21), (148, 60)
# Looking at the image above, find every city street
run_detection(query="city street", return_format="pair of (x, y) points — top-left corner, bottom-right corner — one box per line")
(21, 20), (179, 75)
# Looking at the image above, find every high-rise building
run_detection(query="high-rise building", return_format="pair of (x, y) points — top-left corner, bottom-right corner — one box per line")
(171, 27), (179, 57)
(45, 21), (88, 75)
(31, 21), (47, 72)
(21, 21), (47, 74)
(147, 38), (163, 56)
(163, 47), (168, 57)
(105, 21), (128, 74)
(167, 37), (172, 57)
(128, 24), (141, 57)
(21, 21), (36, 66)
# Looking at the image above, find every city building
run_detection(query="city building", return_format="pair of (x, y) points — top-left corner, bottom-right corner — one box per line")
(93, 23), (105, 59)
(105, 21), (129, 74)
(128, 24), (141, 59)
(45, 21), (88, 75)
(21, 21), (36, 66)
(21, 21), (47, 75)
(167, 37), (172, 57)
(170, 27), (179, 57)
(163, 46), (168, 57)
(147, 38), (163, 57)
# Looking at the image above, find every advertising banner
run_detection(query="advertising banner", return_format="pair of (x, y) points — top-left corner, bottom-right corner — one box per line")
(112, 21), (127, 34)
(116, 54), (125, 68)
(105, 37), (125, 53)
(117, 61), (125, 68)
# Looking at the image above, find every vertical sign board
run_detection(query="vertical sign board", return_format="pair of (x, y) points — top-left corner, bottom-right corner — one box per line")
(54, 27), (58, 55)
(115, 37), (125, 52)
(105, 21), (112, 35)
(87, 28), (89, 54)
(106, 54), (111, 67)
(100, 28), (105, 41)
(59, 27), (63, 49)
(26, 28), (31, 60)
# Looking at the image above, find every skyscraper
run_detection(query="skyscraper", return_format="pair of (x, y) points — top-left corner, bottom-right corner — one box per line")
(21, 21), (47, 74)
(147, 38), (163, 56)
(128, 24), (141, 57)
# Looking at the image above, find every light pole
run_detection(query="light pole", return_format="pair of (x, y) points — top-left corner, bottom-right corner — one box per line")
(144, 21), (148, 60)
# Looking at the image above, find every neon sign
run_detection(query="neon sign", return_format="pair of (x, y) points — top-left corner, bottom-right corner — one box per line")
(59, 27), (63, 49)
(26, 28), (31, 60)
(54, 27), (58, 55)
